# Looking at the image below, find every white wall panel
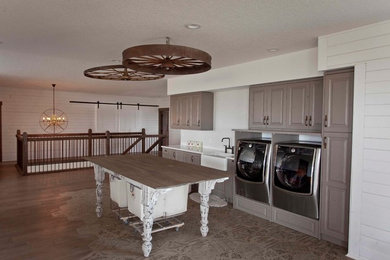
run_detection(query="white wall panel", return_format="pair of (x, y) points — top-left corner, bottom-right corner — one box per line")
(0, 86), (169, 161)
(168, 48), (322, 95)
(318, 20), (390, 71)
(349, 58), (390, 259)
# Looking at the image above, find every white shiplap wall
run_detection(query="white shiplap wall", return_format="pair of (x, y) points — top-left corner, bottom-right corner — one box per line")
(0, 86), (169, 162)
(349, 59), (390, 259)
(318, 20), (390, 71)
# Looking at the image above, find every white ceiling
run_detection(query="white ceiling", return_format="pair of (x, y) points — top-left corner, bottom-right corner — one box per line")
(1, 0), (389, 97)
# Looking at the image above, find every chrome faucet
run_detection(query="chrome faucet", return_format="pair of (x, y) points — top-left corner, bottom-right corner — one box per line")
(221, 137), (234, 154)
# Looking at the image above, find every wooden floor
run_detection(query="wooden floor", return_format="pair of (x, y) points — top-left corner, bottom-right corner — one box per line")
(0, 163), (348, 260)
(0, 164), (97, 259)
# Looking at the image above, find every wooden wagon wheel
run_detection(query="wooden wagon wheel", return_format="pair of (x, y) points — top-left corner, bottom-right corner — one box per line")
(122, 37), (211, 75)
(84, 65), (164, 81)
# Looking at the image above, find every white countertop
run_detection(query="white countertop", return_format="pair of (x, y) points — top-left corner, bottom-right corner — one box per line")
(162, 145), (235, 160)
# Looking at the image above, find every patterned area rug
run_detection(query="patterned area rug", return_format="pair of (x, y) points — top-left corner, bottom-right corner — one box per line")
(58, 187), (348, 259)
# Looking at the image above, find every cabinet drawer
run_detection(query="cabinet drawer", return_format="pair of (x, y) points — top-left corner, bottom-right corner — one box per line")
(183, 152), (201, 165)
(162, 148), (184, 161)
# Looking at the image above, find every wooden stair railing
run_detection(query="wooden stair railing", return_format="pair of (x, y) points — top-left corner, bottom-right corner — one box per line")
(15, 128), (165, 175)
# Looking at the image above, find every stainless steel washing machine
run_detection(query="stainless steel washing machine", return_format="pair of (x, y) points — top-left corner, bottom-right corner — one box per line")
(272, 142), (321, 219)
(235, 139), (272, 204)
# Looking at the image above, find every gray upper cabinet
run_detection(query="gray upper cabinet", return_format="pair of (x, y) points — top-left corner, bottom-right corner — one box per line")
(250, 78), (322, 131)
(286, 78), (323, 131)
(249, 87), (268, 128)
(170, 97), (180, 128)
(268, 86), (286, 128)
(323, 70), (354, 133)
(249, 84), (286, 129)
(170, 92), (214, 130)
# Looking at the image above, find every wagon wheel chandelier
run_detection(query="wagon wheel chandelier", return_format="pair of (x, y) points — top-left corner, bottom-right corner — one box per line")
(39, 84), (68, 134)
(122, 37), (212, 75)
(84, 65), (165, 81)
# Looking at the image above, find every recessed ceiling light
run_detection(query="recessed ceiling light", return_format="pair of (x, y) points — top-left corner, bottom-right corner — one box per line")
(267, 48), (279, 53)
(185, 24), (201, 30)
(111, 59), (121, 63)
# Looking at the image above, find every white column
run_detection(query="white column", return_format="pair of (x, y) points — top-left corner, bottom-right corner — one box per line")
(94, 165), (105, 218)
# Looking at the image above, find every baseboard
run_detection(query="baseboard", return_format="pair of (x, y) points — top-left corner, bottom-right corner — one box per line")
(320, 233), (347, 247)
(233, 194), (271, 221)
(272, 206), (320, 239)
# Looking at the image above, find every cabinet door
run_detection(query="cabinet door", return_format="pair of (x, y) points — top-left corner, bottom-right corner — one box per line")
(179, 96), (191, 128)
(320, 133), (351, 246)
(170, 96), (180, 128)
(323, 71), (353, 133)
(171, 149), (184, 162)
(162, 147), (170, 159)
(249, 86), (267, 129)
(190, 94), (201, 129)
(183, 152), (201, 165)
(267, 86), (286, 129)
(286, 82), (309, 130)
(307, 79), (323, 131)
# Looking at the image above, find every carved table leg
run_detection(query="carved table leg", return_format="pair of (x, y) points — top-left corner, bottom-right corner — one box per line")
(141, 187), (169, 257)
(198, 180), (218, 237)
(94, 165), (105, 218)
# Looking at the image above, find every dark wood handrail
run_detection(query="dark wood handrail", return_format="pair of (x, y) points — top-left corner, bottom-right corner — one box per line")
(15, 128), (165, 175)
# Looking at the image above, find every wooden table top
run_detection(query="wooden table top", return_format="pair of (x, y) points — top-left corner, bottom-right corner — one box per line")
(86, 154), (230, 189)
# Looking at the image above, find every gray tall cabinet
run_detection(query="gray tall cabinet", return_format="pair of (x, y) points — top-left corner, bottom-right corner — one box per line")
(320, 69), (354, 247)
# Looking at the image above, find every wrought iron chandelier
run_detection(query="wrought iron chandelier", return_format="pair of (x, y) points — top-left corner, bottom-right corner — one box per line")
(84, 65), (165, 81)
(122, 37), (211, 75)
(39, 84), (68, 133)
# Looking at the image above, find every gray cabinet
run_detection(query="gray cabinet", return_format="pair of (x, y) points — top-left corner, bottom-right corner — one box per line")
(249, 84), (286, 129)
(162, 147), (184, 161)
(183, 151), (201, 165)
(162, 147), (201, 165)
(320, 133), (351, 246)
(323, 70), (354, 133)
(320, 68), (353, 246)
(249, 78), (322, 131)
(170, 92), (214, 130)
(286, 79), (323, 131)
(213, 158), (234, 203)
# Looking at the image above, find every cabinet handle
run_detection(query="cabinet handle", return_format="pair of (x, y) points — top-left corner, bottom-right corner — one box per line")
(324, 115), (328, 127)
(197, 120), (200, 126)
(309, 115), (312, 126)
(191, 155), (194, 162)
(305, 115), (308, 126)
(266, 116), (269, 125)
(263, 116), (266, 125)
(177, 119), (180, 124)
(323, 137), (327, 149)
(187, 120), (189, 126)
(173, 152), (176, 158)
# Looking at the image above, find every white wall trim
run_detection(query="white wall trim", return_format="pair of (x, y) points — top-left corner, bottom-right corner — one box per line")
(347, 63), (365, 259)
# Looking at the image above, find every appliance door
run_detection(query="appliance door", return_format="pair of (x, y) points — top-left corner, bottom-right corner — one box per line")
(236, 142), (268, 182)
(274, 145), (315, 195)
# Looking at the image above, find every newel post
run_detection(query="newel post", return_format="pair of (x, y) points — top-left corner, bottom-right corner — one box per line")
(105, 131), (110, 155)
(22, 132), (28, 175)
(141, 128), (146, 153)
(88, 129), (92, 157)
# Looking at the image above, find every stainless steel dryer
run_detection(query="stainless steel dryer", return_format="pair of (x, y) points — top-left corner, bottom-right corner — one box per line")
(235, 139), (272, 204)
(272, 142), (321, 219)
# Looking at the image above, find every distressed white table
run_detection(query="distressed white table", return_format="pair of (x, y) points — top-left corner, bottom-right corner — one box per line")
(86, 154), (229, 257)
